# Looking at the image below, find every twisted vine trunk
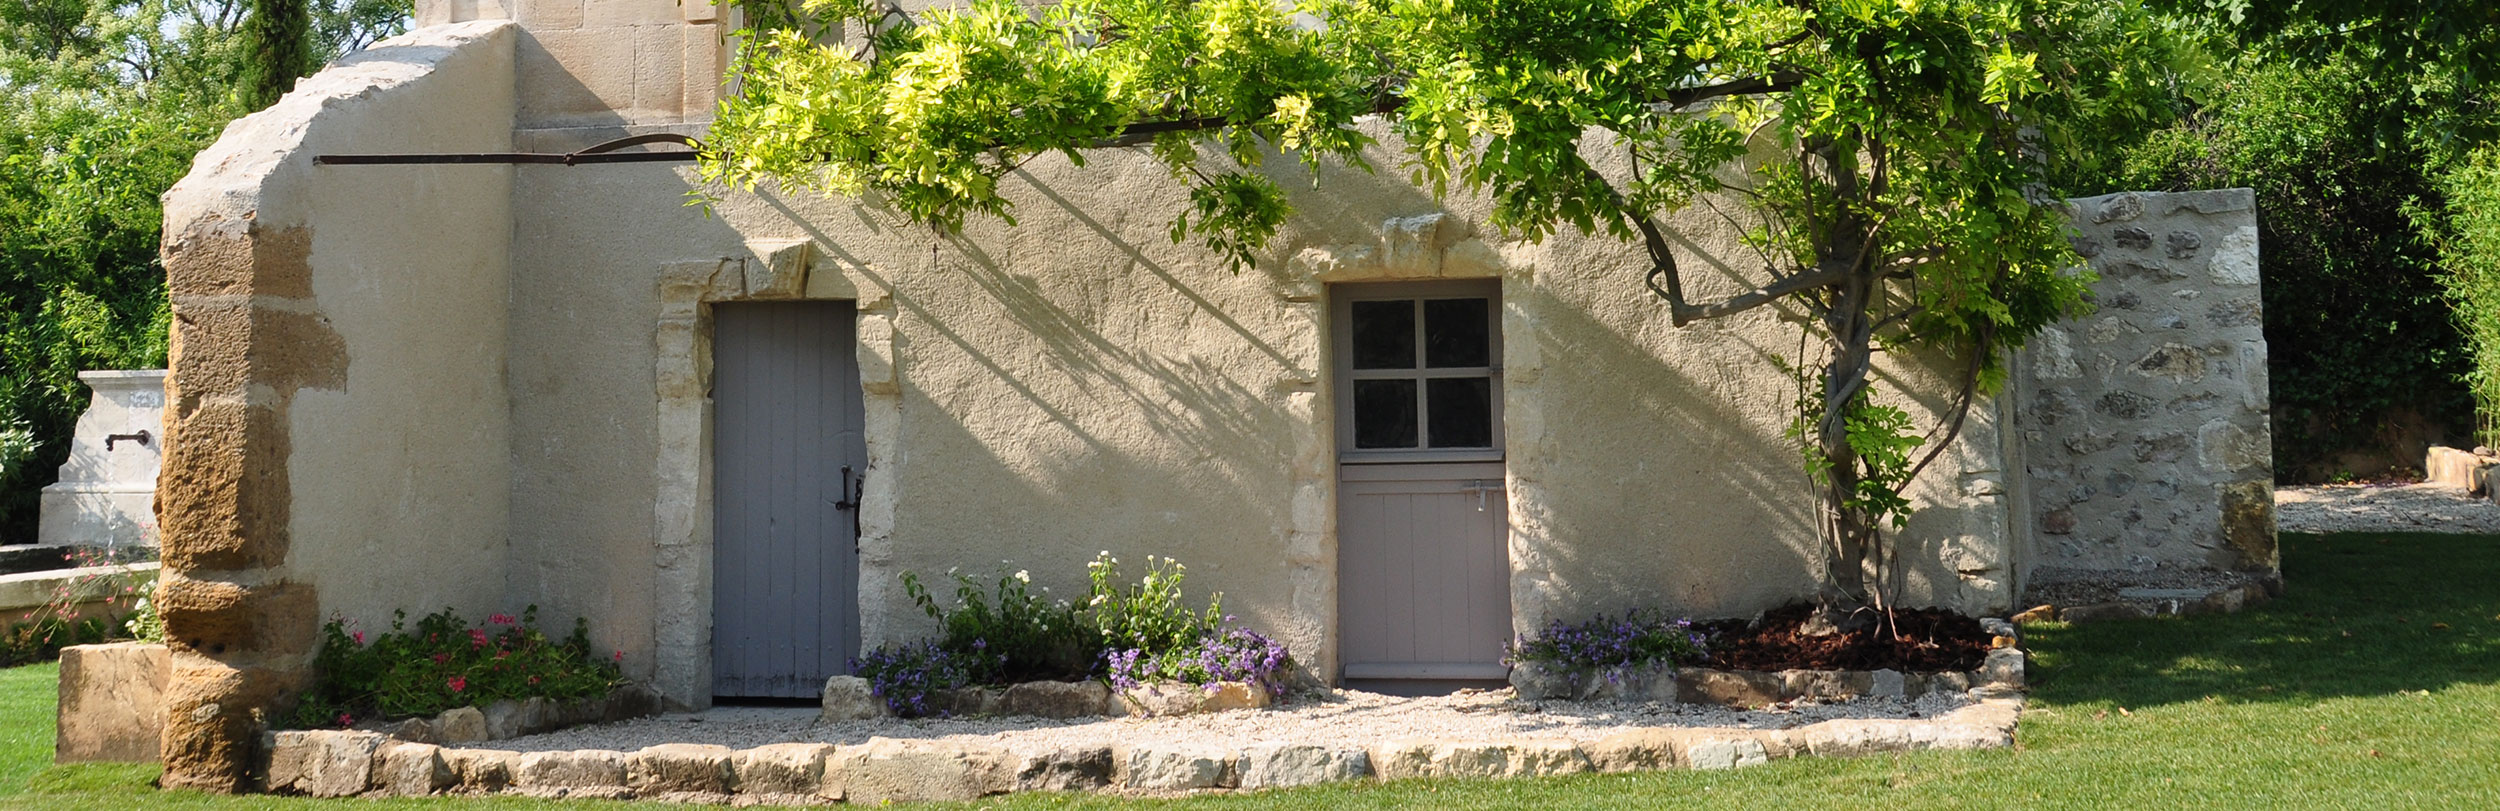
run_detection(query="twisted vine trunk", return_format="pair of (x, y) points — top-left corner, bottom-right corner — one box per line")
(1808, 133), (1885, 624)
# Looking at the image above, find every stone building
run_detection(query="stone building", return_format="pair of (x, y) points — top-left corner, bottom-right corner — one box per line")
(145, 5), (2275, 790)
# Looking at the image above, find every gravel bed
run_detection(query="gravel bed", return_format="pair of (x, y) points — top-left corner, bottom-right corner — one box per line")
(495, 688), (1975, 755)
(2275, 482), (2500, 534)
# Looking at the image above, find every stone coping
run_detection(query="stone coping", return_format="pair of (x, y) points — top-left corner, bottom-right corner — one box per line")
(260, 694), (2023, 801)
(1513, 646), (2026, 706)
(0, 561), (157, 612)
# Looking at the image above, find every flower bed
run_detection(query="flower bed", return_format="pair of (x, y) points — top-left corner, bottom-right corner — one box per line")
(1504, 606), (2025, 705)
(849, 554), (1295, 718)
(286, 607), (635, 735)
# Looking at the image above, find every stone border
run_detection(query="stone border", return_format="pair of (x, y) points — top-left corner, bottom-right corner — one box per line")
(2023, 576), (2280, 624)
(822, 677), (1273, 722)
(1512, 647), (2026, 705)
(358, 685), (664, 746)
(259, 694), (2022, 801)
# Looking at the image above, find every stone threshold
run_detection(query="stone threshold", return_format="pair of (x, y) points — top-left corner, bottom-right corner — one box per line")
(259, 692), (2023, 802)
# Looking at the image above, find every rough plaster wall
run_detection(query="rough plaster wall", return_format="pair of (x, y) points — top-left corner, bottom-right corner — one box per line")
(165, 20), (519, 633)
(500, 116), (2020, 700)
(153, 20), (517, 789)
(2015, 189), (2276, 580)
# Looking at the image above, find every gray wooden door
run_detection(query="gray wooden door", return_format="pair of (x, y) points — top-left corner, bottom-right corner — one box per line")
(712, 301), (864, 698)
(1333, 281), (1512, 683)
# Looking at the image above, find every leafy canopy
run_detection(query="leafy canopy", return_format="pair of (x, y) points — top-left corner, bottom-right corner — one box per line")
(706, 0), (2195, 610)
(710, 0), (2181, 351)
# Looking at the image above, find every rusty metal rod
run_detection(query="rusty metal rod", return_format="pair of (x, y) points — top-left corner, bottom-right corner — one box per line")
(314, 133), (701, 166)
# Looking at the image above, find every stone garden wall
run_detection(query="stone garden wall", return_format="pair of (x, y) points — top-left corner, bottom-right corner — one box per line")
(2015, 189), (2275, 585)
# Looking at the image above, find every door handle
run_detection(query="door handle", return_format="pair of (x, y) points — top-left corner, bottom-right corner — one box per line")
(834, 466), (860, 512)
(835, 466), (866, 548)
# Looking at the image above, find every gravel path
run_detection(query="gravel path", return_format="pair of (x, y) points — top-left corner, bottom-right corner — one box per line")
(497, 688), (1974, 755)
(2275, 482), (2500, 534)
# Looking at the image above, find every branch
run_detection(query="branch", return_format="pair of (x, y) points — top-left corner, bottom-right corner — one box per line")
(1086, 74), (1798, 149)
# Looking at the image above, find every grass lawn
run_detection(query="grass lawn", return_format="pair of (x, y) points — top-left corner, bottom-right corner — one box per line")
(2, 531), (2496, 809)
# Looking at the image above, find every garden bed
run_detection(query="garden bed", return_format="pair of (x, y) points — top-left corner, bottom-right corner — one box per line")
(824, 676), (1272, 721)
(355, 684), (664, 745)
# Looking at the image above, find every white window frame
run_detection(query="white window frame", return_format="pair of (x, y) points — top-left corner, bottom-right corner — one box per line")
(1331, 280), (1505, 464)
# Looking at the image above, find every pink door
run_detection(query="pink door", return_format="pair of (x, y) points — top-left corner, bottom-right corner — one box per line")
(1332, 281), (1512, 686)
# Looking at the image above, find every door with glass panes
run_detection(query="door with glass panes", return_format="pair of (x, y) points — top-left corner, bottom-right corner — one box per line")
(1332, 281), (1511, 685)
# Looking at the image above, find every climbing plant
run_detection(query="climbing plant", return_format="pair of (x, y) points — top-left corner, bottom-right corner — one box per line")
(703, 0), (2194, 623)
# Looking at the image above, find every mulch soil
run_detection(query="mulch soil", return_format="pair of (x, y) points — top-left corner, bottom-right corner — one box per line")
(1698, 604), (1993, 672)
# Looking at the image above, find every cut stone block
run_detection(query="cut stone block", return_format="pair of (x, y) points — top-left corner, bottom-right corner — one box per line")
(55, 642), (169, 763)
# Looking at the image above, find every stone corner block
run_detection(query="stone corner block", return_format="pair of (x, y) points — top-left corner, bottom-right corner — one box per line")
(56, 642), (170, 764)
(265, 730), (386, 797)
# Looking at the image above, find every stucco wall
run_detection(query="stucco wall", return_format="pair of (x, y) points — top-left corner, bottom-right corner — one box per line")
(153, 20), (518, 788)
(2013, 189), (2275, 583)
(490, 113), (2019, 706)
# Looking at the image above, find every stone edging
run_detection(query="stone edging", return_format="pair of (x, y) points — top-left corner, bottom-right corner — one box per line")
(353, 685), (663, 746)
(259, 694), (2023, 802)
(1513, 647), (2025, 705)
(821, 677), (1272, 722)
(2026, 576), (2280, 624)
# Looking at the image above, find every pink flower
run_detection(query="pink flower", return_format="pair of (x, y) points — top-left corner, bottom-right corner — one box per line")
(527, 676), (540, 685)
(351, 631), (365, 645)
(336, 713), (354, 727)
(469, 628), (489, 648)
(432, 652), (450, 664)
(488, 613), (517, 626)
(613, 650), (625, 663)
(447, 676), (467, 693)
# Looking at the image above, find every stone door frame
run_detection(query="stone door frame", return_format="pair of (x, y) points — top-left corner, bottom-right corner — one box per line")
(652, 241), (900, 709)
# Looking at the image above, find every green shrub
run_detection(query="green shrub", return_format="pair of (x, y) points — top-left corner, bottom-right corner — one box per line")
(1085, 553), (1224, 658)
(2109, 55), (2470, 479)
(286, 606), (624, 728)
(2437, 145), (2500, 446)
(866, 552), (1286, 716)
(903, 566), (1099, 684)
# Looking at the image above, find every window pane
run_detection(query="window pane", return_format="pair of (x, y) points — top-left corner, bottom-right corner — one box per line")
(1427, 377), (1493, 448)
(1350, 300), (1416, 370)
(1353, 379), (1419, 449)
(1424, 298), (1491, 368)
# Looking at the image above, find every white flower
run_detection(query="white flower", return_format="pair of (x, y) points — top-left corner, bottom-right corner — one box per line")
(1014, 570), (1031, 583)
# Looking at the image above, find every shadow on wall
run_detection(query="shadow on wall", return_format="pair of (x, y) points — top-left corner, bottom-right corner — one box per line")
(1512, 249), (1819, 625)
(753, 188), (1306, 651)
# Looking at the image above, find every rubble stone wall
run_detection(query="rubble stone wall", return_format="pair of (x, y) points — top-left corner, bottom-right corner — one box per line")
(2015, 189), (2276, 585)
